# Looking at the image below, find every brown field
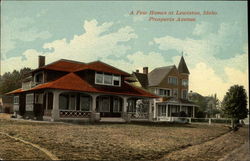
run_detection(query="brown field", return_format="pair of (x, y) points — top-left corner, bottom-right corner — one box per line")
(0, 114), (248, 161)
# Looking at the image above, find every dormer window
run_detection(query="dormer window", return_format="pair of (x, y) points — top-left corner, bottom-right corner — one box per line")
(113, 75), (121, 86)
(104, 74), (112, 85)
(95, 72), (104, 84)
(34, 72), (44, 85)
(95, 72), (121, 86)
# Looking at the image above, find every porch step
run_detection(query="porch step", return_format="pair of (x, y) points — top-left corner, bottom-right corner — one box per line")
(100, 117), (126, 123)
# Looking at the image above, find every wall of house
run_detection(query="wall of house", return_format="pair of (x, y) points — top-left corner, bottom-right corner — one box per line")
(77, 70), (126, 88)
(178, 73), (189, 99)
(153, 67), (189, 99)
(44, 70), (69, 82)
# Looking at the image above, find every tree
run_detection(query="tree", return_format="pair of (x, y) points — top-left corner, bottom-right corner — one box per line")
(222, 85), (248, 129)
(0, 67), (32, 95)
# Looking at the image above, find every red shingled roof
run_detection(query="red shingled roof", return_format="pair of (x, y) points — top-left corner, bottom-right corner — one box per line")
(36, 59), (86, 72)
(10, 73), (157, 98)
(7, 88), (24, 94)
(75, 61), (130, 76)
(32, 59), (130, 76)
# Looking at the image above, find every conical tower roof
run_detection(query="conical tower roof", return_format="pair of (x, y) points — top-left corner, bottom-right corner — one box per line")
(178, 56), (190, 74)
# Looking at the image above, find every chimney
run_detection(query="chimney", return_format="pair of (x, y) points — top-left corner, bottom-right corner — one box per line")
(38, 56), (45, 68)
(143, 67), (148, 75)
(136, 69), (139, 73)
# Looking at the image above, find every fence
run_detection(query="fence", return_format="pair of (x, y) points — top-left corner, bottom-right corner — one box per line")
(190, 118), (231, 124)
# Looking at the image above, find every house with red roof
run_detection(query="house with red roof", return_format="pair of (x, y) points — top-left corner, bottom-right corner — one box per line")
(8, 56), (158, 122)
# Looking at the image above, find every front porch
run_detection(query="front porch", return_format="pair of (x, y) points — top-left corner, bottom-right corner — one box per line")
(28, 90), (154, 122)
(156, 103), (196, 122)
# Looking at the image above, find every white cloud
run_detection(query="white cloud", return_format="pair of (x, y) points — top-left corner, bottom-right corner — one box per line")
(103, 51), (169, 73)
(1, 19), (247, 101)
(1, 17), (51, 58)
(153, 22), (248, 100)
(1, 19), (137, 74)
(189, 63), (248, 100)
(192, 21), (214, 36)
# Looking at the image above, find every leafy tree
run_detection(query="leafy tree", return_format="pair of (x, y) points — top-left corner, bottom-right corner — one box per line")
(222, 85), (248, 128)
(0, 67), (32, 95)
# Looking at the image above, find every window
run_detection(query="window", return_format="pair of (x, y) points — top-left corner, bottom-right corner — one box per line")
(168, 77), (178, 85)
(173, 89), (178, 98)
(158, 89), (171, 97)
(95, 72), (103, 84)
(34, 72), (43, 85)
(100, 97), (110, 112)
(127, 100), (136, 112)
(104, 74), (112, 85)
(158, 105), (166, 116)
(182, 79), (188, 87)
(35, 94), (43, 104)
(113, 75), (121, 86)
(95, 72), (121, 86)
(69, 95), (76, 110)
(113, 97), (120, 112)
(80, 96), (90, 111)
(59, 95), (69, 110)
(182, 90), (188, 99)
(14, 96), (19, 104)
(26, 93), (34, 104)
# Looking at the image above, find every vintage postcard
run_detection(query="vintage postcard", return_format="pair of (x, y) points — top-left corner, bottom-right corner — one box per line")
(0, 1), (248, 160)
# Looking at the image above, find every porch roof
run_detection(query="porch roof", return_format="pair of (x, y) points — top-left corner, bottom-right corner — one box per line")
(32, 59), (130, 76)
(8, 73), (158, 98)
(157, 97), (197, 106)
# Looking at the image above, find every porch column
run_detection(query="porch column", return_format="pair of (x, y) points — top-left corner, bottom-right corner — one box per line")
(123, 97), (128, 113)
(148, 99), (153, 121)
(169, 105), (172, 117)
(51, 90), (61, 121)
(91, 95), (97, 112)
(122, 97), (129, 122)
(192, 106), (195, 118)
(180, 105), (182, 112)
(166, 104), (168, 117)
(45, 92), (48, 110)
(91, 94), (99, 122)
(153, 100), (157, 119)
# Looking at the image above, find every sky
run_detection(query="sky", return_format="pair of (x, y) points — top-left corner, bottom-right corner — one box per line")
(0, 1), (248, 100)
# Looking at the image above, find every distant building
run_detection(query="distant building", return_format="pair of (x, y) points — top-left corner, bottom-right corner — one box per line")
(130, 56), (197, 121)
(0, 95), (14, 113)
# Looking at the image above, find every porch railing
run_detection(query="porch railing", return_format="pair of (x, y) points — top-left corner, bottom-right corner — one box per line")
(128, 112), (149, 120)
(59, 110), (91, 118)
(44, 110), (52, 116)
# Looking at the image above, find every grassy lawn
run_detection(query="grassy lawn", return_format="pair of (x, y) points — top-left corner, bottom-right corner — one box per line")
(0, 115), (234, 161)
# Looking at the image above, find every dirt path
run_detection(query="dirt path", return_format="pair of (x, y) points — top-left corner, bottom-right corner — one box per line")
(0, 132), (59, 160)
(158, 126), (249, 161)
(218, 142), (250, 161)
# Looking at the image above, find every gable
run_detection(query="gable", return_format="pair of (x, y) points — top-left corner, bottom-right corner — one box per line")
(133, 72), (149, 88)
(76, 61), (130, 76)
(159, 66), (179, 88)
(33, 59), (86, 73)
(148, 65), (175, 87)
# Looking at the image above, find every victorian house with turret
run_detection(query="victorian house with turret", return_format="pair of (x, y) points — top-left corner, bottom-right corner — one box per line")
(129, 56), (197, 121)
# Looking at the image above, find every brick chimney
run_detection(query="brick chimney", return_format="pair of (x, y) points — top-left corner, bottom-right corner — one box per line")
(143, 67), (148, 75)
(38, 56), (45, 68)
(136, 69), (139, 73)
